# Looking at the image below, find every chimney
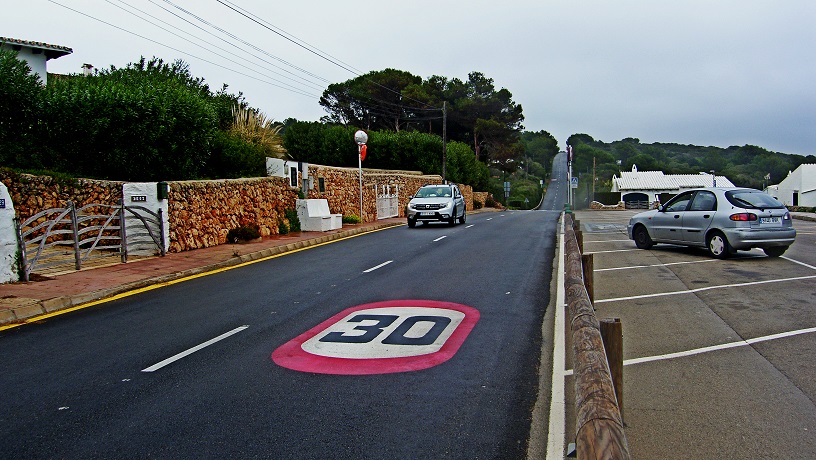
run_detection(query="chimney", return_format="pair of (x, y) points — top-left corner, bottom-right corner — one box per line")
(81, 63), (93, 76)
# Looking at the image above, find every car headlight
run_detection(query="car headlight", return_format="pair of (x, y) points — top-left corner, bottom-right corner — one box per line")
(440, 202), (452, 210)
(408, 202), (416, 210)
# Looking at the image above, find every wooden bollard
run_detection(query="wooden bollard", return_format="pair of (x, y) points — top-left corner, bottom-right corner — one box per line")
(600, 318), (624, 423)
(582, 253), (594, 304)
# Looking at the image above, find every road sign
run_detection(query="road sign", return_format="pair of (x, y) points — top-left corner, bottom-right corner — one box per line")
(571, 177), (579, 189)
(272, 300), (480, 375)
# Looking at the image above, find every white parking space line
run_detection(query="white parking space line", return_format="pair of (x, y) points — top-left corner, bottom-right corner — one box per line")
(585, 248), (639, 254)
(363, 260), (393, 273)
(142, 326), (249, 372)
(782, 256), (816, 270)
(562, 326), (816, 375)
(433, 236), (447, 242)
(595, 259), (717, 272)
(595, 274), (816, 304)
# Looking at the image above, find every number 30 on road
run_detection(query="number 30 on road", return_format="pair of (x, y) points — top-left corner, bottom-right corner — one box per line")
(272, 300), (480, 375)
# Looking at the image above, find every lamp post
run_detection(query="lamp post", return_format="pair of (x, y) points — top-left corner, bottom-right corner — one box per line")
(354, 130), (368, 221)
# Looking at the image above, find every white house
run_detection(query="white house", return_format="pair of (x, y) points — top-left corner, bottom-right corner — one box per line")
(1, 36), (72, 84)
(765, 164), (816, 207)
(611, 164), (734, 206)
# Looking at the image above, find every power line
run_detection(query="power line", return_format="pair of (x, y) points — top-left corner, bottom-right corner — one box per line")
(46, 0), (320, 98)
(105, 0), (323, 94)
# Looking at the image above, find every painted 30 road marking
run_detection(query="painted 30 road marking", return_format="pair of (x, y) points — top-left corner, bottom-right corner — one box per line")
(272, 300), (479, 375)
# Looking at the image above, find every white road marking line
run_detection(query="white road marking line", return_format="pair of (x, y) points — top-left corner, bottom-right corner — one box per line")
(585, 248), (639, 254)
(546, 214), (567, 459)
(486, 218), (493, 221)
(433, 236), (447, 242)
(465, 224), (475, 228)
(594, 274), (816, 304)
(595, 259), (717, 272)
(142, 326), (249, 372)
(563, 327), (816, 375)
(363, 260), (393, 273)
(782, 256), (816, 270)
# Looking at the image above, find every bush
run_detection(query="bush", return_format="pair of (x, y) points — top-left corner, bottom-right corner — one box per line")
(342, 215), (361, 224)
(284, 208), (300, 232)
(0, 49), (43, 169)
(485, 195), (499, 208)
(226, 225), (260, 242)
(473, 200), (483, 209)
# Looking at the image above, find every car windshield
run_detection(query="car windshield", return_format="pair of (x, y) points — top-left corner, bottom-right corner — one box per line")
(415, 187), (451, 198)
(725, 190), (785, 209)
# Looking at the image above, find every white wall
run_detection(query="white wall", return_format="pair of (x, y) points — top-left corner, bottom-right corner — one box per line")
(0, 183), (19, 283)
(773, 165), (816, 207)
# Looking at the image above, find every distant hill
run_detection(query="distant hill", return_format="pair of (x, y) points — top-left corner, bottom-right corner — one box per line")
(566, 134), (816, 189)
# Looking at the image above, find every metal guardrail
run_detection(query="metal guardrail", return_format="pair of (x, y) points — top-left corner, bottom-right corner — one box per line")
(14, 200), (164, 281)
(564, 213), (630, 459)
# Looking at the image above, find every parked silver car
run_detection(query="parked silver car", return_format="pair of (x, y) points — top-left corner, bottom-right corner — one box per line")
(627, 187), (796, 258)
(406, 184), (466, 228)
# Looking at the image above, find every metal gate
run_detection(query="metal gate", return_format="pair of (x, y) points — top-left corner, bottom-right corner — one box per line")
(14, 200), (165, 281)
(376, 185), (399, 219)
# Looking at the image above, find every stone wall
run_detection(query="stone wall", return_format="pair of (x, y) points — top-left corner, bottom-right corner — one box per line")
(2, 165), (479, 255)
(0, 171), (123, 218)
(167, 177), (297, 253)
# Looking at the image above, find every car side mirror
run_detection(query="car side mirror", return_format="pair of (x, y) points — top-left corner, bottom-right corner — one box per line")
(657, 205), (665, 212)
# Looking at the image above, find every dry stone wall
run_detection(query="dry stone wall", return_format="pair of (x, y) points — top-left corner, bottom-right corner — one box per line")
(2, 165), (480, 256)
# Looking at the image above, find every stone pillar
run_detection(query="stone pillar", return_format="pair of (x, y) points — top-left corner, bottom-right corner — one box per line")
(122, 183), (170, 256)
(0, 182), (19, 283)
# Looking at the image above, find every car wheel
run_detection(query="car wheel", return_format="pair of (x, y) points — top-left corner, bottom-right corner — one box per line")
(707, 231), (732, 259)
(763, 246), (788, 258)
(459, 210), (466, 224)
(449, 207), (457, 226)
(407, 217), (416, 228)
(633, 225), (653, 249)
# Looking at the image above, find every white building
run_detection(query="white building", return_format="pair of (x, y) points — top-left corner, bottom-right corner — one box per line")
(1, 36), (72, 84)
(612, 164), (734, 207)
(765, 164), (816, 207)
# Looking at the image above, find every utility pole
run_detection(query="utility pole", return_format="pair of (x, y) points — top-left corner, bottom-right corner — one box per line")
(442, 101), (447, 183)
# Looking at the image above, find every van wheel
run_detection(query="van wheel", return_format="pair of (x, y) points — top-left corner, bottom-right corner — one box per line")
(449, 207), (457, 226)
(407, 217), (416, 228)
(707, 231), (732, 259)
(459, 210), (466, 224)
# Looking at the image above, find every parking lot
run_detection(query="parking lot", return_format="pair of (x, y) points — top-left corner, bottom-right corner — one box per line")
(568, 209), (816, 459)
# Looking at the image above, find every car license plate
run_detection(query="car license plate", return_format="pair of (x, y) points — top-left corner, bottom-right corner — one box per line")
(420, 212), (435, 216)
(760, 217), (781, 225)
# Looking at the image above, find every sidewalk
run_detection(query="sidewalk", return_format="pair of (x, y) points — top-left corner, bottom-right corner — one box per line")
(0, 217), (407, 328)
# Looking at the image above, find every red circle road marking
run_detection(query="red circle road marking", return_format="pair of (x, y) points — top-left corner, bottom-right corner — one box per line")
(272, 300), (479, 375)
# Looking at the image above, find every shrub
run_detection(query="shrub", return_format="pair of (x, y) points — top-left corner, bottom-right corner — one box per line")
(485, 195), (499, 208)
(226, 225), (260, 242)
(342, 215), (361, 224)
(0, 49), (43, 169)
(473, 200), (483, 209)
(278, 220), (289, 235)
(284, 208), (300, 232)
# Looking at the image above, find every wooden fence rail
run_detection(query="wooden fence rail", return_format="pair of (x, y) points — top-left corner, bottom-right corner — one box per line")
(564, 213), (631, 459)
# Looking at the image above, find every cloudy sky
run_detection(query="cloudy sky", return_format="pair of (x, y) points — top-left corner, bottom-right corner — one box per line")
(4, 1), (815, 156)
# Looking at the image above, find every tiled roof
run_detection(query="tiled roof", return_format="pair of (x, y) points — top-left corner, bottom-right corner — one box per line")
(0, 36), (72, 59)
(614, 165), (734, 191)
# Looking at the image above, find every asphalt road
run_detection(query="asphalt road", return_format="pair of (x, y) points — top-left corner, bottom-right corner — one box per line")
(0, 159), (569, 459)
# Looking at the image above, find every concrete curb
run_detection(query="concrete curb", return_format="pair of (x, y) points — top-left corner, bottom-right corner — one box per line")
(792, 213), (816, 222)
(2, 221), (404, 327)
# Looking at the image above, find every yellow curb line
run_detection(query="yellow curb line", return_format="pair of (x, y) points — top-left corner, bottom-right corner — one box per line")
(1, 224), (402, 331)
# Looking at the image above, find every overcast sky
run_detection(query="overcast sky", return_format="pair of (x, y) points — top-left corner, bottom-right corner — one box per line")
(4, 1), (815, 156)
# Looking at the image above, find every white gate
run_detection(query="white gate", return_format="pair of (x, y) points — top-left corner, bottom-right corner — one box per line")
(376, 185), (399, 219)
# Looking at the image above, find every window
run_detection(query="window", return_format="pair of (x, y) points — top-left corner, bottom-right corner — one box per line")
(318, 177), (326, 193)
(689, 191), (716, 211)
(289, 166), (298, 187)
(663, 192), (693, 212)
